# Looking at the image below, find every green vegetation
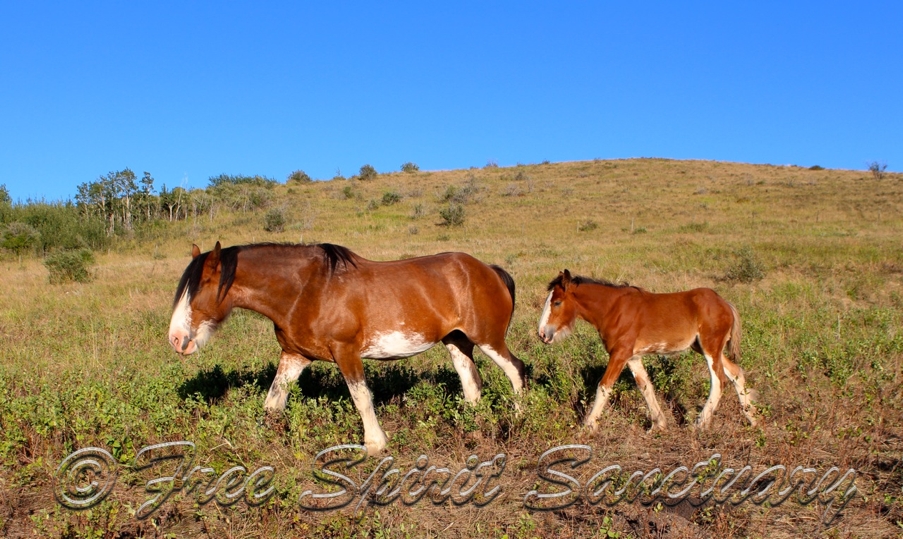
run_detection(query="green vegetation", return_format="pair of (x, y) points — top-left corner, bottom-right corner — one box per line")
(43, 248), (94, 283)
(358, 164), (378, 181)
(1, 159), (903, 537)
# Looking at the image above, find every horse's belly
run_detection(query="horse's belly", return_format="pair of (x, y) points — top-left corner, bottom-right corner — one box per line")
(361, 331), (436, 359)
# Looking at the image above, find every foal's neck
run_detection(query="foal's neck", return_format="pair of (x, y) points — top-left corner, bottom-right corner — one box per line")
(574, 283), (624, 326)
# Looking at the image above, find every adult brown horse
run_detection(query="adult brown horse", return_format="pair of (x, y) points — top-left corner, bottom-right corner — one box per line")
(168, 242), (525, 454)
(538, 270), (757, 431)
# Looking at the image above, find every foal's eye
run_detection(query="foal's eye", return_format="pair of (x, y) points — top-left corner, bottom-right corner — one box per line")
(553, 301), (562, 307)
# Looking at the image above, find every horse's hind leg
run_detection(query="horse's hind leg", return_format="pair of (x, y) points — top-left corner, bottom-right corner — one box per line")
(476, 341), (526, 394)
(443, 332), (482, 403)
(721, 357), (758, 426)
(626, 357), (668, 430)
(264, 352), (312, 412)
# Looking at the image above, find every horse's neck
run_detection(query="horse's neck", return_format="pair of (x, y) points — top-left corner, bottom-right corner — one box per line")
(574, 284), (621, 329)
(230, 248), (321, 320)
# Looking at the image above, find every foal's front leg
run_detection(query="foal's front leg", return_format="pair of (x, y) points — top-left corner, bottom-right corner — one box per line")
(333, 345), (389, 455)
(584, 350), (630, 430)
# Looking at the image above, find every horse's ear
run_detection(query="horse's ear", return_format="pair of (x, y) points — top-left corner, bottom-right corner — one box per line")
(205, 241), (222, 271)
(561, 269), (572, 289)
(191, 244), (201, 258)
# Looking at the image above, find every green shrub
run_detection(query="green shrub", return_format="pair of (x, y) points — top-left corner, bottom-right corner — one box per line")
(578, 220), (598, 232)
(287, 170), (312, 183)
(439, 203), (465, 227)
(724, 247), (765, 283)
(358, 164), (378, 181)
(381, 191), (402, 206)
(44, 249), (95, 284)
(263, 208), (286, 232)
(1, 222), (41, 258)
(401, 162), (419, 173)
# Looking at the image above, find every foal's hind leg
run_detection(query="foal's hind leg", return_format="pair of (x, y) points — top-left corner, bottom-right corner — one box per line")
(443, 333), (482, 403)
(721, 357), (758, 426)
(627, 357), (668, 430)
(696, 351), (725, 428)
(264, 352), (312, 412)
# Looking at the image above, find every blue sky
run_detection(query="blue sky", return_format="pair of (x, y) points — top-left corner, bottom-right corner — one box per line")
(2, 2), (901, 202)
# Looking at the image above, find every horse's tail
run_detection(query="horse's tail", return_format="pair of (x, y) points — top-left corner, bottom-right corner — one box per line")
(727, 302), (742, 361)
(490, 264), (516, 320)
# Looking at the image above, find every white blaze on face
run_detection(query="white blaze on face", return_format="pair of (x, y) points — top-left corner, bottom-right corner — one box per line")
(169, 289), (193, 353)
(538, 291), (554, 341)
(361, 331), (434, 359)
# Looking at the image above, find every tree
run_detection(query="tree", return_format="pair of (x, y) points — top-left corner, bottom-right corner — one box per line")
(358, 164), (378, 181)
(867, 161), (888, 180)
(288, 170), (312, 183)
(113, 168), (138, 231)
(137, 171), (157, 221)
(159, 184), (188, 221)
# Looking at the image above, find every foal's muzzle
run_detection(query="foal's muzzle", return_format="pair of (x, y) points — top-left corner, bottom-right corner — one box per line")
(539, 326), (556, 344)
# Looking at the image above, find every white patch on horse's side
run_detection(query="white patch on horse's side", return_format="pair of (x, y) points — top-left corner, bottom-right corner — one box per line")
(537, 291), (553, 337)
(477, 345), (523, 393)
(347, 381), (388, 454)
(361, 331), (434, 359)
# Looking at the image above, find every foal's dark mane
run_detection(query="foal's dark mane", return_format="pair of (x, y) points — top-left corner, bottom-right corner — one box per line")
(546, 274), (633, 292)
(173, 243), (358, 306)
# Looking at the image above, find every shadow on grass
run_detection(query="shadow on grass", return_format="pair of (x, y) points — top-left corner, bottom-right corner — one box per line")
(177, 360), (452, 406)
(576, 359), (690, 427)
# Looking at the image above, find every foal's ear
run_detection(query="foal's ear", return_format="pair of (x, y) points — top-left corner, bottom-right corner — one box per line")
(191, 244), (201, 258)
(561, 269), (573, 288)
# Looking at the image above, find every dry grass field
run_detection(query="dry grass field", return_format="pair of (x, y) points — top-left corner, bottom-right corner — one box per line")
(1, 158), (902, 538)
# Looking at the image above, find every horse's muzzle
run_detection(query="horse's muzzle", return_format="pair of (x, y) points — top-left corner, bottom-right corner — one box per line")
(170, 332), (198, 355)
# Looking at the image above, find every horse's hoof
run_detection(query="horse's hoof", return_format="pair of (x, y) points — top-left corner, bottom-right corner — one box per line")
(364, 435), (389, 456)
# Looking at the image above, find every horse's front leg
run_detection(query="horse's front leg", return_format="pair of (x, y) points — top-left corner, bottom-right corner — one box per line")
(333, 345), (388, 455)
(264, 352), (312, 412)
(584, 349), (630, 430)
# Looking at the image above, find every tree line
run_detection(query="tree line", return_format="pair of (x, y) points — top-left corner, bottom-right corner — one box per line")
(0, 169), (283, 259)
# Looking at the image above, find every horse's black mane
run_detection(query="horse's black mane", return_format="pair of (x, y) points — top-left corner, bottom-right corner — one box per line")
(546, 274), (632, 292)
(173, 243), (357, 306)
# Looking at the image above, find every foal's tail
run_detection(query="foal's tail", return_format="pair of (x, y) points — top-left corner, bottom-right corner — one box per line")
(727, 302), (742, 360)
(490, 265), (517, 320)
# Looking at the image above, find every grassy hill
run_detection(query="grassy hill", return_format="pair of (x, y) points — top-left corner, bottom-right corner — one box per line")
(1, 159), (902, 538)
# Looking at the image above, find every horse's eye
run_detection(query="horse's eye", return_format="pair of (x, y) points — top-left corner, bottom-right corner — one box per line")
(553, 301), (562, 307)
